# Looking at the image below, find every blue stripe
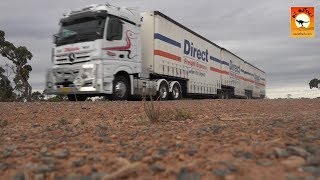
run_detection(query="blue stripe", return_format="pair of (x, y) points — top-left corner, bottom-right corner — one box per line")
(221, 61), (230, 66)
(210, 56), (221, 64)
(210, 56), (230, 66)
(154, 33), (181, 48)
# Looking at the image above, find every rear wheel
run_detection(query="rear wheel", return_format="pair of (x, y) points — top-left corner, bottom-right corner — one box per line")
(169, 83), (182, 100)
(157, 81), (169, 100)
(112, 76), (130, 101)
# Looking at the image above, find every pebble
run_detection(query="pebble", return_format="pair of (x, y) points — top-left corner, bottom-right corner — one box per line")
(54, 149), (69, 159)
(25, 163), (55, 173)
(281, 156), (305, 169)
(150, 164), (165, 173)
(256, 159), (273, 167)
(187, 145), (198, 156)
(72, 157), (85, 167)
(34, 174), (45, 180)
(177, 168), (201, 180)
(306, 156), (320, 166)
(274, 148), (290, 158)
(302, 166), (320, 175)
(0, 163), (9, 170)
(13, 172), (25, 180)
(40, 147), (48, 155)
(286, 146), (310, 158)
(213, 169), (231, 177)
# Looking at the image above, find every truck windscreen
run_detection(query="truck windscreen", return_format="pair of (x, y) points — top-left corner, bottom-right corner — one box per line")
(55, 17), (106, 46)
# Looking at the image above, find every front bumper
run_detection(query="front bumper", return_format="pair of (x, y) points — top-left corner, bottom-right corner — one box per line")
(45, 63), (113, 95)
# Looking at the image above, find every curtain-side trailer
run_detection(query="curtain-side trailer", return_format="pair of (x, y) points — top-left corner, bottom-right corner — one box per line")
(45, 4), (266, 101)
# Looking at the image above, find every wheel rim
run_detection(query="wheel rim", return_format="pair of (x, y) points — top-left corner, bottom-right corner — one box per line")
(115, 81), (127, 98)
(172, 86), (180, 99)
(159, 85), (168, 99)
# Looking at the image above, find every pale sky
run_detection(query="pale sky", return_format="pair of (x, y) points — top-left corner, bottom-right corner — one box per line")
(1, 0), (320, 99)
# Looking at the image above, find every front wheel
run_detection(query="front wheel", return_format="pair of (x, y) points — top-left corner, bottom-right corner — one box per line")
(112, 76), (130, 101)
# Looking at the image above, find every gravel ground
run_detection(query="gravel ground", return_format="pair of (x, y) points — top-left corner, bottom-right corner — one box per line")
(0, 99), (320, 180)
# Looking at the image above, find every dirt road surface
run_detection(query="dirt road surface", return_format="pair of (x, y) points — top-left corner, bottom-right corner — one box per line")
(0, 99), (320, 179)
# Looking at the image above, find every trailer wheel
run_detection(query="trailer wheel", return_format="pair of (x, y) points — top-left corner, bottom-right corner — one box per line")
(112, 76), (129, 101)
(169, 83), (182, 100)
(157, 81), (169, 100)
(67, 94), (87, 101)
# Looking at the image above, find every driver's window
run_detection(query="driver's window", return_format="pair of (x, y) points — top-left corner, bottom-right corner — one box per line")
(107, 17), (123, 41)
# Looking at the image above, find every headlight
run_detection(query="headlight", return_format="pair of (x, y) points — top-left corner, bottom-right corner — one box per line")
(82, 68), (93, 79)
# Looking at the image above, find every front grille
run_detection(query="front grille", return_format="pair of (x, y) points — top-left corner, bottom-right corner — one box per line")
(55, 51), (91, 64)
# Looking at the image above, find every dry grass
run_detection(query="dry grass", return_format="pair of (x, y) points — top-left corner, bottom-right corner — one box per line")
(0, 119), (8, 128)
(175, 108), (192, 121)
(143, 95), (161, 123)
(58, 118), (68, 126)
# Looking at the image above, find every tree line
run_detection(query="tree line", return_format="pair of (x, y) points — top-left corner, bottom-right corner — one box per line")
(0, 30), (35, 101)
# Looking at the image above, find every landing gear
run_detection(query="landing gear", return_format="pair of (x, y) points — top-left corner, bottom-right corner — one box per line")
(218, 89), (232, 99)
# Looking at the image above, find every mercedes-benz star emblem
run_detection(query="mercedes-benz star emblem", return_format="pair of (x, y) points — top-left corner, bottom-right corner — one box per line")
(69, 53), (76, 62)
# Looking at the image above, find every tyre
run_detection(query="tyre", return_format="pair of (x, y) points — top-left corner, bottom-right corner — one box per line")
(169, 83), (182, 100)
(112, 76), (130, 101)
(156, 81), (169, 100)
(67, 94), (87, 101)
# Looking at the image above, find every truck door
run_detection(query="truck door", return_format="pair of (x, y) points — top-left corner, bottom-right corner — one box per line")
(103, 17), (140, 66)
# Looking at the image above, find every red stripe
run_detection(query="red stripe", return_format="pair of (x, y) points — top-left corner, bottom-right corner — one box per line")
(210, 67), (229, 75)
(154, 50), (181, 62)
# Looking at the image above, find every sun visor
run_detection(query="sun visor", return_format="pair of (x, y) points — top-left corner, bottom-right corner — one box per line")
(60, 10), (108, 24)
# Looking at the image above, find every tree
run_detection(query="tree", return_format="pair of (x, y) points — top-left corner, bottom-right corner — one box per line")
(309, 78), (320, 89)
(0, 30), (33, 101)
(0, 66), (15, 101)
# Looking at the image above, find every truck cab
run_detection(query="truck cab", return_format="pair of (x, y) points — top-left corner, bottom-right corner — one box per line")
(45, 4), (144, 101)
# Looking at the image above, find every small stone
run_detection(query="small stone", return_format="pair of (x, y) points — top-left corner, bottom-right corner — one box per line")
(281, 156), (305, 169)
(90, 173), (108, 180)
(287, 146), (310, 158)
(306, 156), (320, 166)
(225, 175), (236, 180)
(73, 157), (85, 167)
(54, 149), (69, 159)
(40, 157), (55, 164)
(34, 174), (45, 180)
(302, 166), (320, 175)
(32, 123), (40, 128)
(257, 159), (273, 167)
(150, 164), (165, 173)
(13, 172), (25, 180)
(25, 163), (55, 174)
(40, 147), (48, 155)
(274, 148), (290, 158)
(213, 169), (231, 177)
(110, 134), (117, 139)
(158, 147), (168, 156)
(187, 145), (198, 156)
(0, 163), (9, 170)
(5, 145), (17, 151)
(130, 151), (144, 161)
(177, 168), (201, 180)
(232, 150), (253, 159)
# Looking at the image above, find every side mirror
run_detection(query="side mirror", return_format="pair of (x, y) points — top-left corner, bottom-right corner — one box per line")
(53, 34), (59, 44)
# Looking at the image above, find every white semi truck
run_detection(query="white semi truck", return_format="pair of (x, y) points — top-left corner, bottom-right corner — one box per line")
(45, 4), (266, 101)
